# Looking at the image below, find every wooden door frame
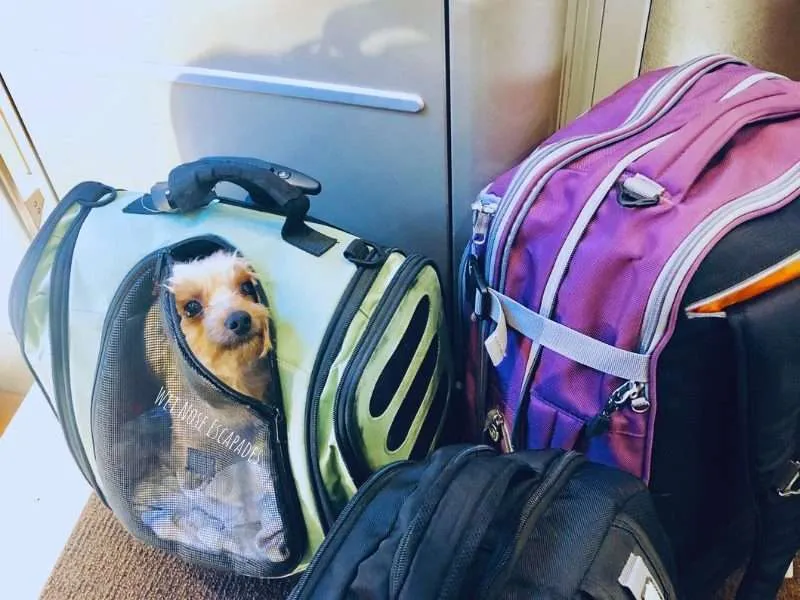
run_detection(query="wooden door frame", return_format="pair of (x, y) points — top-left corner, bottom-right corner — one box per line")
(0, 74), (59, 238)
(557, 0), (652, 129)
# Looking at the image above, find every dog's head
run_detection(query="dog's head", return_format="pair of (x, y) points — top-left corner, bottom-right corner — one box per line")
(165, 250), (272, 374)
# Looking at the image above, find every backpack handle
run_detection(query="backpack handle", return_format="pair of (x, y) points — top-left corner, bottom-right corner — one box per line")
(141, 157), (336, 256)
(624, 81), (800, 204)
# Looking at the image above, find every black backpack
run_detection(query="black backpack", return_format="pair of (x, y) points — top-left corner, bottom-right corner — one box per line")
(288, 444), (678, 600)
(648, 199), (800, 599)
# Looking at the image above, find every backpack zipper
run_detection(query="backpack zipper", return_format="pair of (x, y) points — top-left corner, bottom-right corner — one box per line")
(489, 55), (744, 290)
(478, 450), (584, 598)
(639, 159), (800, 357)
(584, 381), (650, 440)
(287, 460), (410, 599)
(484, 408), (513, 453)
(389, 445), (495, 596)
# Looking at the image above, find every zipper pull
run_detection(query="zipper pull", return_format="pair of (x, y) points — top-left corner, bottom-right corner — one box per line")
(585, 381), (650, 439)
(617, 173), (665, 208)
(484, 408), (513, 453)
(471, 194), (499, 257)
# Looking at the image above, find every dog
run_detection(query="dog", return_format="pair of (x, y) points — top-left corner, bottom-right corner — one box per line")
(165, 249), (273, 400)
(143, 250), (274, 489)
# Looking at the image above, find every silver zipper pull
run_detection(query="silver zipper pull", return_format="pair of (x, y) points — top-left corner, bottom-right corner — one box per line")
(484, 408), (513, 453)
(585, 381), (650, 440)
(610, 381), (650, 413)
(471, 194), (499, 255)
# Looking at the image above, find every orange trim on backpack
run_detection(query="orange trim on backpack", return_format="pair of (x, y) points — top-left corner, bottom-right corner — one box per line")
(686, 252), (800, 316)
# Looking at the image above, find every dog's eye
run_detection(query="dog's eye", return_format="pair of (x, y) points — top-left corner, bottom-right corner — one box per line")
(183, 300), (203, 318)
(240, 281), (257, 299)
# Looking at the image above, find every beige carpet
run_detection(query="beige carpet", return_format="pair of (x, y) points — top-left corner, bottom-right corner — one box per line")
(41, 494), (799, 599)
(40, 495), (299, 600)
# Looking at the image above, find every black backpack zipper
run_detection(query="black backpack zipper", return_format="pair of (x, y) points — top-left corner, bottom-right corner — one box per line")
(389, 445), (496, 595)
(287, 459), (410, 599)
(479, 451), (584, 598)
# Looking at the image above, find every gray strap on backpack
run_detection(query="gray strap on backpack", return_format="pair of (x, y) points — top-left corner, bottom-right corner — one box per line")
(481, 289), (651, 383)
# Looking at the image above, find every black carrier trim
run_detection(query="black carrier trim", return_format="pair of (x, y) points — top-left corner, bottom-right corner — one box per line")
(9, 182), (114, 421)
(305, 245), (388, 531)
(42, 183), (116, 504)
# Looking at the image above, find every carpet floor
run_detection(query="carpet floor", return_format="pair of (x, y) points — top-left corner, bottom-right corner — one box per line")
(40, 494), (799, 599)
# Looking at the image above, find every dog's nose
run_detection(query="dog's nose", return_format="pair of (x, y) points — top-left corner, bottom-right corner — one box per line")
(225, 311), (252, 336)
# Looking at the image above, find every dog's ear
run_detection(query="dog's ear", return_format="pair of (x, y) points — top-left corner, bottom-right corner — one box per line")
(231, 254), (259, 279)
(259, 307), (273, 358)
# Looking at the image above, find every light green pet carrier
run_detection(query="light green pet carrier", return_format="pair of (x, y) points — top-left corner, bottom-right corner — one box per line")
(9, 157), (452, 577)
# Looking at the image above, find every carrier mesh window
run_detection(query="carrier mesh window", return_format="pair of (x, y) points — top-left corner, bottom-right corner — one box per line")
(410, 370), (450, 460)
(370, 296), (431, 418)
(91, 241), (303, 577)
(387, 334), (439, 452)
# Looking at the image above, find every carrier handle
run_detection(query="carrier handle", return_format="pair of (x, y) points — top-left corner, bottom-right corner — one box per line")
(623, 81), (800, 204)
(158, 157), (335, 256)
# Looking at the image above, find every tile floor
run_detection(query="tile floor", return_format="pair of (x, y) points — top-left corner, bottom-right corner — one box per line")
(0, 386), (91, 600)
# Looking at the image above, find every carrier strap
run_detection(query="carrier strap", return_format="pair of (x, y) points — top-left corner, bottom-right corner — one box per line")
(728, 279), (800, 599)
(480, 289), (650, 383)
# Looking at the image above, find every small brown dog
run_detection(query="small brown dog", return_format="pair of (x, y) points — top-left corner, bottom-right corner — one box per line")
(144, 250), (274, 487)
(166, 250), (273, 400)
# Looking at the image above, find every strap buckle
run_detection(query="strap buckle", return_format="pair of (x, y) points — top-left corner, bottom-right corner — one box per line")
(468, 255), (490, 321)
(776, 460), (800, 497)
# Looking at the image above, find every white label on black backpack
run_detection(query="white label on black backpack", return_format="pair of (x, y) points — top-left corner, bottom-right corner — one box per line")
(619, 553), (664, 600)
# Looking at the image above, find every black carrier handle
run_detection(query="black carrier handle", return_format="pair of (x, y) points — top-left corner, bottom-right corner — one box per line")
(133, 157), (335, 256)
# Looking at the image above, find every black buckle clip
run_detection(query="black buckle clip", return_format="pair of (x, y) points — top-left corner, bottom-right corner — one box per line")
(776, 460), (800, 497)
(468, 254), (490, 321)
(344, 239), (389, 268)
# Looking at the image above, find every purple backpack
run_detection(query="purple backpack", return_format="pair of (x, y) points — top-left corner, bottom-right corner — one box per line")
(460, 54), (800, 599)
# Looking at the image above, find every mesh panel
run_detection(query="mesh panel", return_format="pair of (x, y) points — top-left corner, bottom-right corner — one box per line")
(387, 335), (439, 452)
(370, 296), (431, 418)
(92, 248), (302, 578)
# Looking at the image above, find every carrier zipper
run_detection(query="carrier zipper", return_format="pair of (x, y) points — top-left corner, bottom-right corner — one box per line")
(489, 55), (743, 288)
(334, 254), (430, 487)
(389, 445), (495, 596)
(479, 450), (584, 599)
(306, 247), (386, 531)
(484, 408), (513, 453)
(287, 460), (410, 600)
(90, 249), (166, 462)
(639, 160), (800, 356)
(50, 207), (107, 503)
(613, 513), (676, 599)
(162, 243), (305, 573)
(163, 255), (279, 421)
